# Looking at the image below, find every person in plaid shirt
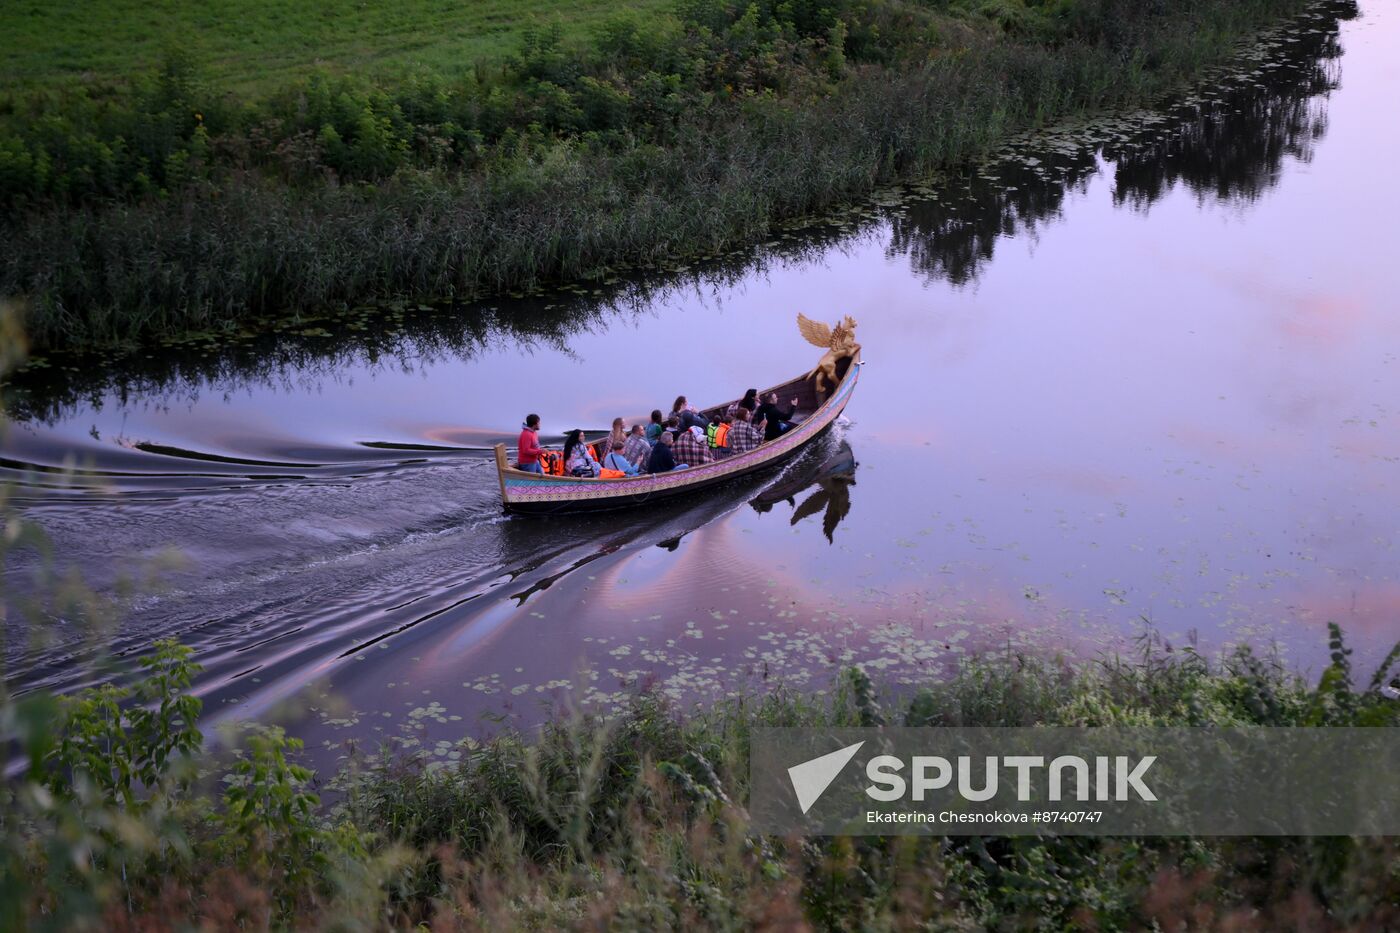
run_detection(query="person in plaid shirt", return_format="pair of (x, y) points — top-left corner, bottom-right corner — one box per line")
(672, 425), (712, 467)
(622, 424), (652, 468)
(725, 407), (765, 455)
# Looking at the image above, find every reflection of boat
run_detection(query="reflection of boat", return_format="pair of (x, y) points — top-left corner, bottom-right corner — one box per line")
(493, 319), (862, 515)
(751, 441), (857, 542)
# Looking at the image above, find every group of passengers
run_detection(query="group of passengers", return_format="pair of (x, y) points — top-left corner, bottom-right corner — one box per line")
(514, 390), (801, 477)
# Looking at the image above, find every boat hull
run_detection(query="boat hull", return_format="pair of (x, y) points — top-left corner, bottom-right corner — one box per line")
(495, 359), (862, 515)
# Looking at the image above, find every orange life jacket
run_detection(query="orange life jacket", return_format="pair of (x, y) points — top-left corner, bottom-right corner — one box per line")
(707, 422), (730, 448)
(537, 450), (565, 476)
(598, 468), (625, 479)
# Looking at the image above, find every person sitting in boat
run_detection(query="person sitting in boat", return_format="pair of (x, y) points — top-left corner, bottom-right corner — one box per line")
(673, 424), (712, 467)
(602, 440), (641, 476)
(645, 409), (666, 445)
(756, 391), (799, 441)
(726, 406), (765, 455)
(516, 413), (544, 473)
(671, 396), (709, 433)
(623, 424), (652, 468)
(564, 429), (602, 477)
(647, 432), (688, 473)
(600, 417), (626, 458)
(726, 388), (759, 419)
(706, 413), (733, 459)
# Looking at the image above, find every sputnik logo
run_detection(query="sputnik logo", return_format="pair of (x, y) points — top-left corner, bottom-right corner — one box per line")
(788, 741), (865, 814)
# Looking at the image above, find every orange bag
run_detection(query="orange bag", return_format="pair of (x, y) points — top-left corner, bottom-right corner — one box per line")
(538, 450), (565, 476)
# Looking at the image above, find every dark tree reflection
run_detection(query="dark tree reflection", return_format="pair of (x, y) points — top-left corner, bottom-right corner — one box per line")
(1110, 2), (1355, 210)
(887, 0), (1357, 286)
(888, 153), (1099, 287)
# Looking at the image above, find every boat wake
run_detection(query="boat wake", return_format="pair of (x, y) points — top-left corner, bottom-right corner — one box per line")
(3, 420), (856, 732)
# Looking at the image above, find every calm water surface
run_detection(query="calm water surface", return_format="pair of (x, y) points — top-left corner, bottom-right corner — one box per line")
(4, 1), (1396, 762)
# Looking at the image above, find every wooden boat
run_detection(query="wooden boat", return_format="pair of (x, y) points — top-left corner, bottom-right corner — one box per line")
(493, 316), (863, 515)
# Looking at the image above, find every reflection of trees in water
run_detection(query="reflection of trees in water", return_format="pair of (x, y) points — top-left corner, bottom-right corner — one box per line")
(887, 0), (1355, 286)
(1109, 2), (1354, 210)
(888, 154), (1099, 287)
(7, 299), (607, 424)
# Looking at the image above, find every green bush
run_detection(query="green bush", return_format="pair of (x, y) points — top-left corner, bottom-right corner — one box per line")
(42, 639), (203, 810)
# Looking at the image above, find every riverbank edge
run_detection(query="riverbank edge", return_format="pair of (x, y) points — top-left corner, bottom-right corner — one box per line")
(0, 0), (1328, 355)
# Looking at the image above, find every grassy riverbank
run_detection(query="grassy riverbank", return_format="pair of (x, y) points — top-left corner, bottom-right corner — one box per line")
(1, 629), (1396, 929)
(0, 0), (1327, 352)
(0, 0), (672, 95)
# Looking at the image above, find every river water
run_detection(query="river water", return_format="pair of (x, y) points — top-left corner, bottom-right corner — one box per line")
(4, 1), (1396, 764)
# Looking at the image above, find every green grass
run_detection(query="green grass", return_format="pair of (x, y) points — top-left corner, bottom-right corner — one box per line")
(0, 0), (673, 94)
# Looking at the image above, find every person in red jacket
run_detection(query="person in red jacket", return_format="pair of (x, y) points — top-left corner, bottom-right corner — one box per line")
(517, 413), (544, 472)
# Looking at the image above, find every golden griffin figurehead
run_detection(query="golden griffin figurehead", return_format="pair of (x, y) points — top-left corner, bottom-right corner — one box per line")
(797, 313), (861, 398)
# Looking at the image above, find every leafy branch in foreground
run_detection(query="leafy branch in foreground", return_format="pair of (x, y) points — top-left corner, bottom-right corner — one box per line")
(40, 640), (203, 811)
